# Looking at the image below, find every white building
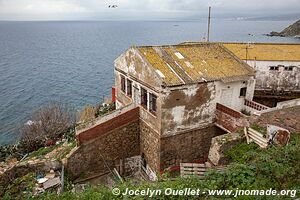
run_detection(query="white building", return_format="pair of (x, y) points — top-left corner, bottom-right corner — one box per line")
(223, 43), (300, 93)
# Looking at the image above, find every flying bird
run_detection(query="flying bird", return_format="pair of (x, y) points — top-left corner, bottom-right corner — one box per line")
(108, 5), (118, 8)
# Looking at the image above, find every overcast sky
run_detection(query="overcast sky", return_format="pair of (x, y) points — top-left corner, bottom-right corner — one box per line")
(0, 0), (299, 20)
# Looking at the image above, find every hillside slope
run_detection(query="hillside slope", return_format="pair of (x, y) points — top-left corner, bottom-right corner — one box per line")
(268, 19), (300, 37)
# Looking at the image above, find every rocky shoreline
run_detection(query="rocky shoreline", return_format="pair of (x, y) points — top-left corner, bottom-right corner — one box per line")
(267, 19), (300, 38)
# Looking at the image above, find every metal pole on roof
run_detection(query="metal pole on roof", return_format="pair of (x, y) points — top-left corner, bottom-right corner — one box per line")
(207, 6), (211, 42)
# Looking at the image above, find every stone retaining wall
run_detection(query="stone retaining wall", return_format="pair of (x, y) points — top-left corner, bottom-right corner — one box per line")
(160, 125), (226, 170)
(65, 120), (140, 180)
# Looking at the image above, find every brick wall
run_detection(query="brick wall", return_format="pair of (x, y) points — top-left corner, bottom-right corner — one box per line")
(215, 103), (249, 132)
(77, 107), (139, 145)
(160, 126), (226, 170)
(66, 120), (140, 180)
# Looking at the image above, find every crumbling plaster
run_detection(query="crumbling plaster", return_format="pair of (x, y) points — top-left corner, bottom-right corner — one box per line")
(160, 77), (255, 137)
(246, 60), (300, 92)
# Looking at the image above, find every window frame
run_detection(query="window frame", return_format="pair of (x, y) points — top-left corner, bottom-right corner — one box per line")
(126, 79), (132, 97)
(239, 87), (247, 97)
(284, 66), (294, 71)
(149, 93), (157, 115)
(120, 75), (126, 93)
(141, 87), (148, 109)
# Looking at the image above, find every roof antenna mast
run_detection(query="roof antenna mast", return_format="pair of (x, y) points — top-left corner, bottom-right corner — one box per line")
(207, 6), (211, 42)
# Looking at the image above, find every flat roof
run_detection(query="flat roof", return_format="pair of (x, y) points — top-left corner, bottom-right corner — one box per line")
(137, 43), (255, 86)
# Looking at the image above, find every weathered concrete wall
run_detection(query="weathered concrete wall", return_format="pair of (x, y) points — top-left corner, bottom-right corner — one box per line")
(160, 125), (226, 170)
(114, 47), (163, 90)
(140, 120), (160, 173)
(215, 78), (256, 112)
(114, 48), (162, 132)
(66, 120), (140, 180)
(114, 70), (161, 132)
(161, 78), (255, 137)
(276, 98), (300, 109)
(246, 60), (300, 92)
(215, 103), (249, 133)
(161, 83), (216, 136)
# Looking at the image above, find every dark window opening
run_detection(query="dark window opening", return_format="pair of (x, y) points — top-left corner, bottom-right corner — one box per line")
(120, 75), (126, 92)
(141, 88), (148, 108)
(141, 153), (147, 169)
(269, 66), (279, 71)
(240, 87), (247, 97)
(149, 93), (157, 114)
(126, 79), (132, 97)
(284, 66), (294, 71)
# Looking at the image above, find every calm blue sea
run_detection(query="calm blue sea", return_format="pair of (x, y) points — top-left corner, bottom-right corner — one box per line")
(0, 20), (299, 145)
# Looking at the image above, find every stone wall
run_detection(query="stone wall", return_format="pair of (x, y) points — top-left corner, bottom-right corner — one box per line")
(208, 132), (245, 166)
(65, 120), (140, 180)
(160, 125), (226, 170)
(140, 120), (160, 173)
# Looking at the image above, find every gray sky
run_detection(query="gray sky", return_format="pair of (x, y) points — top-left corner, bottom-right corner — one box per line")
(0, 0), (299, 20)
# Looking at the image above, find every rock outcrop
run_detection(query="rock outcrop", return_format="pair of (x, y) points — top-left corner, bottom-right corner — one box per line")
(267, 19), (300, 37)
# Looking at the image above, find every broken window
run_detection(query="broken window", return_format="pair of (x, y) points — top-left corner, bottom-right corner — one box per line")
(284, 66), (294, 71)
(240, 87), (247, 97)
(269, 66), (279, 71)
(141, 87), (148, 108)
(120, 75), (126, 93)
(126, 79), (132, 97)
(149, 93), (157, 114)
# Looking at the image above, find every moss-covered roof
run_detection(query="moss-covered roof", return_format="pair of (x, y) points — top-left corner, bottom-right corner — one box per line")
(137, 43), (255, 86)
(223, 43), (300, 61)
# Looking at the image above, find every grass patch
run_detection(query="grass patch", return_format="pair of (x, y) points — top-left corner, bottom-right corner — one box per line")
(224, 142), (259, 164)
(3, 173), (36, 199)
(27, 143), (62, 159)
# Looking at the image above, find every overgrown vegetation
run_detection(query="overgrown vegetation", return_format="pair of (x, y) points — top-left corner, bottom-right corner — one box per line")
(20, 102), (77, 152)
(79, 101), (116, 123)
(2, 173), (36, 199)
(3, 134), (298, 200)
(241, 108), (251, 116)
(94, 102), (116, 118)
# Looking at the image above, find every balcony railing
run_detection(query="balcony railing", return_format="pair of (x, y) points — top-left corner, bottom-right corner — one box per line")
(244, 99), (269, 111)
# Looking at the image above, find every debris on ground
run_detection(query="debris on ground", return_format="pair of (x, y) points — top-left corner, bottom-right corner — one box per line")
(267, 125), (290, 146)
(32, 169), (62, 196)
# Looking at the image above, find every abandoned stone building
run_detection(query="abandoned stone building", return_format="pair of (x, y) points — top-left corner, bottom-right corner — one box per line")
(64, 42), (300, 183)
(66, 43), (261, 181)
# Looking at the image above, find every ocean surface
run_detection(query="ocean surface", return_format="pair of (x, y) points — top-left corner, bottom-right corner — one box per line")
(0, 20), (300, 145)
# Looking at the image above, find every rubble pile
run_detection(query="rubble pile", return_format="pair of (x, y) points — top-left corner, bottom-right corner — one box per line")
(33, 169), (62, 196)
